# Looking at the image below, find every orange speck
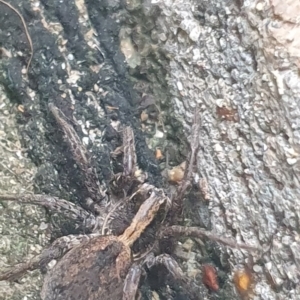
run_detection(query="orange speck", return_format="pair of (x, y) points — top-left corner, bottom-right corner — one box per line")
(234, 269), (252, 294)
(140, 110), (148, 122)
(155, 148), (163, 160)
(202, 264), (219, 291)
(168, 161), (186, 183)
(17, 104), (25, 113)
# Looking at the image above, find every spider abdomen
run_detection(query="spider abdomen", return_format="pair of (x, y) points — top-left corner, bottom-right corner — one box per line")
(41, 236), (131, 300)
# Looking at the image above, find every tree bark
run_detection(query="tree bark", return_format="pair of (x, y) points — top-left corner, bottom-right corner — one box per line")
(147, 1), (300, 299)
(0, 0), (299, 299)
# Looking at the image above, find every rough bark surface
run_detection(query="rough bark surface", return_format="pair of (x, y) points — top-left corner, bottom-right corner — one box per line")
(143, 1), (300, 299)
(0, 0), (299, 300)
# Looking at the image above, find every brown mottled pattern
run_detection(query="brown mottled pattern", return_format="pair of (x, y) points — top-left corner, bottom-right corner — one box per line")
(41, 236), (131, 300)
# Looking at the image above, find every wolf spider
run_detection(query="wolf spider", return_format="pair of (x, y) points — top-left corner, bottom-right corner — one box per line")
(0, 103), (256, 299)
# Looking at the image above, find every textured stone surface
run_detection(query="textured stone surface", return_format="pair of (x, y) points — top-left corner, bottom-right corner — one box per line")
(1, 0), (300, 299)
(0, 86), (49, 299)
(132, 0), (300, 299)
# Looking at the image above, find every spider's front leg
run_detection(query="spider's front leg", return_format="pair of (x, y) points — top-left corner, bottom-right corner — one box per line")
(168, 109), (201, 223)
(49, 103), (107, 210)
(0, 233), (100, 281)
(161, 225), (260, 252)
(122, 126), (137, 178)
(111, 126), (145, 197)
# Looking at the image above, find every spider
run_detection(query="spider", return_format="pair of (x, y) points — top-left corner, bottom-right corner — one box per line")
(0, 103), (256, 300)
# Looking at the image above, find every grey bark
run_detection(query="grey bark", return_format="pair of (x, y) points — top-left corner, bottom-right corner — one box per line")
(0, 0), (299, 300)
(142, 1), (300, 299)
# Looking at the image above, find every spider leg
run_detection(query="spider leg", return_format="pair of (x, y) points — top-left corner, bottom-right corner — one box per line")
(161, 225), (260, 252)
(122, 126), (137, 178)
(145, 253), (184, 278)
(0, 193), (97, 231)
(144, 253), (201, 300)
(169, 109), (201, 223)
(0, 233), (100, 281)
(111, 126), (146, 199)
(49, 103), (107, 206)
(122, 263), (143, 300)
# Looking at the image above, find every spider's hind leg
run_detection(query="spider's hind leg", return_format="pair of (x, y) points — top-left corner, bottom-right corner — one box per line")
(0, 233), (100, 282)
(0, 193), (97, 231)
(143, 253), (204, 300)
(122, 263), (144, 300)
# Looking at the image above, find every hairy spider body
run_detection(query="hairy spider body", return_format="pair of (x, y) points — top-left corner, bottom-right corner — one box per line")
(0, 105), (257, 299)
(41, 185), (167, 300)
